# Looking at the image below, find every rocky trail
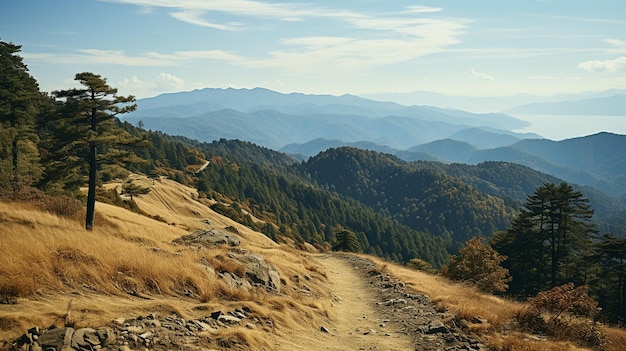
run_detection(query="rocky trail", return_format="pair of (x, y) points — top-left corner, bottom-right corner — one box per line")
(9, 254), (485, 351)
(301, 254), (486, 351)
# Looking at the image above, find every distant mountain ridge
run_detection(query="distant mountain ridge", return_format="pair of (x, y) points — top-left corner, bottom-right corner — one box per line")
(283, 132), (626, 200)
(506, 94), (626, 115)
(122, 87), (626, 201)
(362, 88), (626, 113)
(123, 87), (534, 150)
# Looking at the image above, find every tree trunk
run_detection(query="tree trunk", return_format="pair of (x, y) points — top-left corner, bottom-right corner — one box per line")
(85, 101), (97, 230)
(10, 107), (19, 192)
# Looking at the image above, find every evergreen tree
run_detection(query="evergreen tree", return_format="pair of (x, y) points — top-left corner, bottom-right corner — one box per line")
(492, 182), (596, 295)
(333, 230), (361, 252)
(121, 179), (150, 201)
(594, 233), (626, 323)
(52, 73), (137, 230)
(0, 40), (46, 194)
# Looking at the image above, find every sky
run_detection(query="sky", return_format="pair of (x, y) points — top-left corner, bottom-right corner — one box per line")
(2, 0), (626, 103)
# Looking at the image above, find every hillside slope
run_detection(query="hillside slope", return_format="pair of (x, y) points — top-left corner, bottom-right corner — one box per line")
(0, 175), (332, 350)
(2, 175), (625, 351)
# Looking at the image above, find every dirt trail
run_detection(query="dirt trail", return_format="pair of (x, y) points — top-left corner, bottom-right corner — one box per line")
(275, 254), (414, 350)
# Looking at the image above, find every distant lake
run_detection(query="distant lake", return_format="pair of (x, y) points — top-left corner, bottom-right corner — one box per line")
(512, 114), (626, 140)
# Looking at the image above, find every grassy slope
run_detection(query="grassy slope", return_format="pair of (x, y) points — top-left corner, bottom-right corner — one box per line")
(0, 175), (332, 349)
(1, 175), (625, 350)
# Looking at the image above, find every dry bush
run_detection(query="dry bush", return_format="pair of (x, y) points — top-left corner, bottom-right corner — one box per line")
(443, 237), (511, 294)
(38, 195), (82, 218)
(517, 283), (605, 348)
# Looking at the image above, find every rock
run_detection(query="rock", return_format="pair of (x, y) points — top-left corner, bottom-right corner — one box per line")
(219, 272), (253, 291)
(194, 321), (216, 332)
(217, 314), (241, 325)
(224, 226), (239, 234)
(37, 327), (73, 351)
(71, 328), (97, 349)
(227, 252), (281, 292)
(425, 321), (449, 334)
(126, 326), (143, 333)
(139, 331), (153, 340)
(172, 229), (241, 247)
(320, 326), (330, 333)
(96, 327), (115, 347)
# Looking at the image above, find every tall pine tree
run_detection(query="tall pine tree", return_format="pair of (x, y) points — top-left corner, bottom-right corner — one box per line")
(52, 73), (137, 230)
(0, 40), (46, 195)
(492, 182), (596, 296)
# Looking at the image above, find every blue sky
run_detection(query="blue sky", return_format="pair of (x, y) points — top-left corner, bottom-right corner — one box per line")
(2, 0), (625, 101)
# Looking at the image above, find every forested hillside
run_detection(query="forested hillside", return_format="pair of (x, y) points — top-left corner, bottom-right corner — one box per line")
(185, 139), (625, 251)
(302, 148), (514, 245)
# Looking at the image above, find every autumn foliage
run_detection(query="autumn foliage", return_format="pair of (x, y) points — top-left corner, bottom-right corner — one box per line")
(443, 237), (511, 294)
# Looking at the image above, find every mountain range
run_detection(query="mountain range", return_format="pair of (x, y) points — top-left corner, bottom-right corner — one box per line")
(122, 87), (626, 202)
(362, 88), (626, 114)
(123, 87), (536, 150)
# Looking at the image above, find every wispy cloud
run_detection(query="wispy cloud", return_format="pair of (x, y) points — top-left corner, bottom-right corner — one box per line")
(103, 0), (342, 25)
(405, 5), (443, 14)
(23, 50), (174, 66)
(171, 11), (243, 31)
(471, 68), (495, 81)
(100, 0), (467, 74)
(23, 49), (244, 67)
(578, 56), (626, 73)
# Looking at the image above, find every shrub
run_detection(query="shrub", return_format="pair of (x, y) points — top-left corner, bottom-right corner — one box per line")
(443, 237), (511, 293)
(517, 283), (605, 348)
(407, 258), (436, 273)
(39, 195), (82, 218)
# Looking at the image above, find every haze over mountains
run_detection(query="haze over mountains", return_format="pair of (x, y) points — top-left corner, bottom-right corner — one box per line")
(123, 87), (536, 151)
(363, 89), (626, 114)
(122, 87), (626, 202)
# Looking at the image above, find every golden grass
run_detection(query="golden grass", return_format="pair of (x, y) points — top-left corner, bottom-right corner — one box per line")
(361, 254), (626, 351)
(364, 254), (520, 330)
(0, 174), (333, 349)
(602, 326), (626, 351)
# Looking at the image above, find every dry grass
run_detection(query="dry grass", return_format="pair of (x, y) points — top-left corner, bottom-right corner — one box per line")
(0, 174), (332, 349)
(361, 254), (626, 351)
(602, 327), (626, 351)
(364, 254), (520, 331)
(487, 332), (589, 351)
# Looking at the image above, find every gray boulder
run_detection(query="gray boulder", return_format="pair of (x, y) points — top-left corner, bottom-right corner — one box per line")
(172, 228), (241, 247)
(228, 252), (281, 293)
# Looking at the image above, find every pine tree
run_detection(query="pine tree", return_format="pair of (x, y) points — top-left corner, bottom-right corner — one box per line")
(492, 182), (596, 295)
(121, 179), (150, 201)
(0, 40), (46, 195)
(52, 73), (137, 230)
(333, 230), (361, 252)
(594, 233), (626, 323)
